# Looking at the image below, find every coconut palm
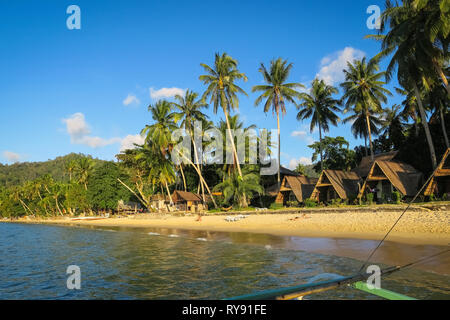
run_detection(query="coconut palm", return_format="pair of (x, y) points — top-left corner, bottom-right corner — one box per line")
(296, 78), (340, 171)
(74, 157), (93, 190)
(424, 83), (450, 148)
(141, 100), (178, 155)
(171, 90), (209, 200)
(213, 170), (263, 208)
(381, 104), (407, 149)
(199, 53), (248, 180)
(340, 57), (392, 161)
(344, 111), (383, 156)
(65, 160), (77, 182)
(373, 0), (449, 94)
(252, 58), (304, 186)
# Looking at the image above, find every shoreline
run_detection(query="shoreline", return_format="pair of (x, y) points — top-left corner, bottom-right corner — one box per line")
(7, 210), (450, 246)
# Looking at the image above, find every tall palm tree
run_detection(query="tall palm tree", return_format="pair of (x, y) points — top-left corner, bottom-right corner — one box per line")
(141, 100), (178, 204)
(296, 78), (340, 171)
(395, 86), (421, 137)
(340, 57), (392, 161)
(252, 58), (304, 186)
(171, 90), (209, 200)
(425, 83), (450, 148)
(373, 0), (449, 94)
(368, 0), (445, 168)
(344, 110), (383, 156)
(199, 53), (248, 179)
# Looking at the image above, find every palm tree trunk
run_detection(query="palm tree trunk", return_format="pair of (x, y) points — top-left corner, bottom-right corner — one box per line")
(179, 165), (187, 192)
(318, 122), (323, 171)
(191, 138), (206, 203)
(433, 61), (450, 96)
(364, 134), (368, 157)
(366, 112), (375, 161)
(276, 107), (281, 187)
(165, 181), (173, 205)
(414, 84), (437, 169)
(439, 105), (450, 149)
(179, 153), (218, 208)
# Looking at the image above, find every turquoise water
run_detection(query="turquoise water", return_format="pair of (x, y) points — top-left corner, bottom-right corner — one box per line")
(0, 223), (448, 300)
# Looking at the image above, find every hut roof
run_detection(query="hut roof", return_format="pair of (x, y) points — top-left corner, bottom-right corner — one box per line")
(281, 176), (319, 202)
(424, 148), (450, 195)
(354, 151), (399, 177)
(151, 194), (168, 201)
(172, 190), (202, 202)
(361, 160), (422, 197)
(312, 170), (361, 200)
(279, 166), (300, 177)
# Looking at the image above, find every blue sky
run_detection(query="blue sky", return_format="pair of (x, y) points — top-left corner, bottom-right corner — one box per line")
(0, 0), (402, 168)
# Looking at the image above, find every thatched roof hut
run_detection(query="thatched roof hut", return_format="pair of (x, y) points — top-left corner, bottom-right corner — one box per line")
(310, 170), (361, 203)
(171, 191), (202, 203)
(358, 160), (423, 200)
(353, 151), (399, 178)
(424, 148), (450, 197)
(275, 176), (318, 204)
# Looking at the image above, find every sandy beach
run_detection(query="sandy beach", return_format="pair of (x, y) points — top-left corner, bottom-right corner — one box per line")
(13, 209), (450, 246)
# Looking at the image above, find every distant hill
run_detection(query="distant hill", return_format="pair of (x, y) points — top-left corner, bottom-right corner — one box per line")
(0, 153), (107, 187)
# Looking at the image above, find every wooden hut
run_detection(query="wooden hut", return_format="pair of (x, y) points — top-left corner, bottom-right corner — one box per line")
(424, 148), (450, 198)
(150, 194), (168, 211)
(275, 176), (318, 205)
(171, 191), (203, 212)
(353, 151), (399, 178)
(310, 170), (361, 203)
(358, 160), (422, 201)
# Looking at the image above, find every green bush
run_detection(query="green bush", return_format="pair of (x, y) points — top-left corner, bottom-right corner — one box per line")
(429, 193), (436, 202)
(366, 193), (374, 205)
(392, 191), (402, 204)
(330, 198), (343, 207)
(286, 200), (299, 207)
(442, 193), (448, 201)
(269, 203), (284, 210)
(304, 199), (318, 208)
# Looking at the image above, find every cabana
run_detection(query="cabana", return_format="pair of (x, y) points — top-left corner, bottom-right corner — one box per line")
(424, 148), (450, 198)
(275, 176), (319, 205)
(310, 170), (361, 203)
(171, 191), (203, 212)
(353, 151), (399, 178)
(358, 160), (422, 202)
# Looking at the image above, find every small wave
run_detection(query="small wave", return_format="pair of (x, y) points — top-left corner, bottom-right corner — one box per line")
(148, 232), (160, 236)
(265, 245), (272, 250)
(196, 238), (207, 242)
(168, 234), (180, 238)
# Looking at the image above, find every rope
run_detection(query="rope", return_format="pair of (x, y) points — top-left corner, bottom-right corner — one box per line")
(358, 162), (443, 273)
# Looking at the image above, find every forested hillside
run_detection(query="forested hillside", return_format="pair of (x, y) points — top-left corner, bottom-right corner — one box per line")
(0, 153), (106, 187)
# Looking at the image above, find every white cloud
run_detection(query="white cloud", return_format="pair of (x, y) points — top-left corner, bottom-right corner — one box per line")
(316, 47), (366, 85)
(123, 94), (140, 106)
(291, 130), (315, 144)
(150, 87), (185, 100)
(62, 113), (141, 151)
(120, 134), (145, 152)
(2, 151), (21, 163)
(288, 157), (313, 170)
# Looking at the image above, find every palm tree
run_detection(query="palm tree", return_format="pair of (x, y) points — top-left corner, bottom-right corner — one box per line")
(199, 53), (248, 180)
(252, 58), (304, 186)
(296, 78), (340, 171)
(344, 111), (383, 156)
(395, 86), (421, 137)
(141, 100), (178, 204)
(171, 90), (208, 199)
(381, 104), (407, 149)
(368, 0), (445, 168)
(340, 57), (392, 161)
(75, 157), (93, 190)
(425, 83), (450, 148)
(213, 170), (263, 208)
(217, 115), (257, 179)
(373, 0), (449, 94)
